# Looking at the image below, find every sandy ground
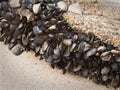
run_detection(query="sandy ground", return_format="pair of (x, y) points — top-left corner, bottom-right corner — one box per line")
(0, 42), (115, 90)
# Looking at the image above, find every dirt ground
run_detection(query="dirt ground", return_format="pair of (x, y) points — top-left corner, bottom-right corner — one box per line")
(0, 42), (115, 90)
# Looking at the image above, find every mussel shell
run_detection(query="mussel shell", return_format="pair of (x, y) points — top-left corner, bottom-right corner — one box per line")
(54, 47), (60, 56)
(11, 44), (24, 56)
(33, 3), (41, 14)
(97, 46), (106, 52)
(101, 67), (110, 75)
(70, 43), (76, 52)
(42, 41), (49, 52)
(22, 35), (29, 46)
(46, 4), (55, 11)
(8, 43), (16, 50)
(110, 50), (120, 55)
(3, 12), (15, 22)
(48, 25), (56, 30)
(64, 47), (70, 57)
(63, 39), (72, 46)
(115, 57), (120, 62)
(50, 18), (57, 25)
(85, 48), (97, 59)
(40, 14), (47, 21)
(80, 69), (89, 78)
(0, 21), (10, 29)
(111, 63), (118, 71)
(1, 1), (9, 10)
(102, 75), (108, 82)
(46, 56), (53, 63)
(33, 25), (42, 35)
(100, 52), (111, 61)
(73, 65), (81, 72)
(18, 7), (34, 22)
(78, 41), (91, 52)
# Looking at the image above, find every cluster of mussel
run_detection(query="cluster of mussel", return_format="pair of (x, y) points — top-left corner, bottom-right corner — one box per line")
(0, 0), (120, 88)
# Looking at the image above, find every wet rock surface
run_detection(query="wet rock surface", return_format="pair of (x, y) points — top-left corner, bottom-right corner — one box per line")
(0, 0), (120, 88)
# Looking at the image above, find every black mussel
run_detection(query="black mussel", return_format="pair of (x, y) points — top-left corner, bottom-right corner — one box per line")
(8, 43), (15, 50)
(73, 65), (81, 72)
(97, 46), (106, 52)
(1, 1), (9, 11)
(40, 14), (47, 21)
(100, 52), (111, 61)
(102, 75), (108, 82)
(36, 20), (43, 26)
(80, 69), (89, 78)
(11, 44), (24, 56)
(63, 39), (72, 46)
(33, 25), (42, 35)
(85, 48), (97, 59)
(78, 41), (91, 52)
(3, 12), (15, 22)
(0, 21), (10, 29)
(101, 67), (110, 75)
(22, 34), (29, 46)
